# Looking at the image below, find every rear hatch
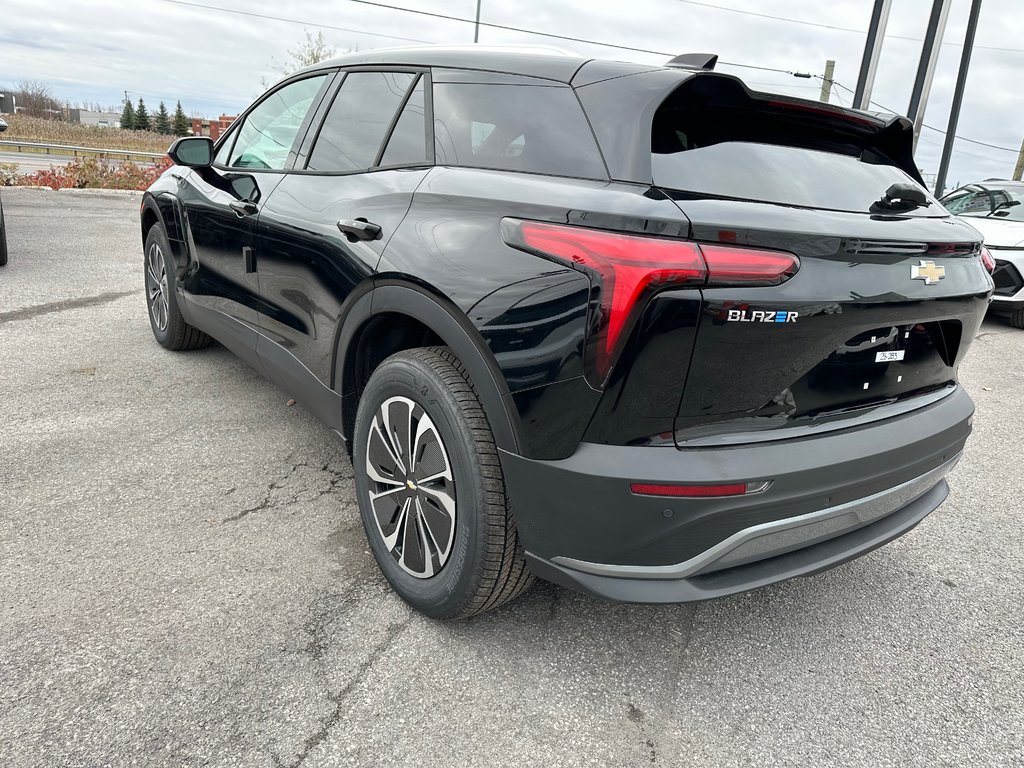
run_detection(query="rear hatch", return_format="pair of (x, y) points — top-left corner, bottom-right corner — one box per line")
(649, 74), (993, 447)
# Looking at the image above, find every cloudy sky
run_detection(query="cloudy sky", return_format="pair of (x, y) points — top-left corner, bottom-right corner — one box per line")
(2, 0), (1022, 188)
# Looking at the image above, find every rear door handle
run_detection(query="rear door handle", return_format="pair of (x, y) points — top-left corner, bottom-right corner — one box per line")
(337, 218), (382, 242)
(229, 200), (258, 217)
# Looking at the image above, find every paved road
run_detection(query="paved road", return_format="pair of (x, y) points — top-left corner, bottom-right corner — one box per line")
(0, 150), (154, 174)
(1, 188), (1021, 767)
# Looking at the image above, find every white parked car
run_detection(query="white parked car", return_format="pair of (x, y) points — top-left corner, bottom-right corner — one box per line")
(941, 180), (1024, 327)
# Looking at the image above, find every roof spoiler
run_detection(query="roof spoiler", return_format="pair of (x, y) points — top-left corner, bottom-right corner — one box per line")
(665, 53), (718, 71)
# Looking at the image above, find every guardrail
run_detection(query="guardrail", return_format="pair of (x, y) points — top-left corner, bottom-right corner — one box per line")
(0, 140), (166, 164)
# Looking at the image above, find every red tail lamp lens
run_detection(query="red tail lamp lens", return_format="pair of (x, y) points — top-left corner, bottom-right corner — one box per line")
(700, 243), (800, 285)
(514, 221), (705, 380)
(630, 482), (770, 497)
(981, 246), (995, 273)
(504, 220), (799, 382)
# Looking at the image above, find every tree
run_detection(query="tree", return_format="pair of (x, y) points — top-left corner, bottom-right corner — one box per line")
(262, 29), (337, 87)
(154, 101), (171, 134)
(14, 80), (62, 118)
(120, 99), (135, 131)
(135, 97), (150, 131)
(172, 101), (190, 137)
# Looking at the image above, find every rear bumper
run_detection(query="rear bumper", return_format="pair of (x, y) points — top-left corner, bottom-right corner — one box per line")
(500, 386), (974, 603)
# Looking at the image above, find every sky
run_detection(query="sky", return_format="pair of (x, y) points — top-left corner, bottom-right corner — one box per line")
(1, 0), (1022, 189)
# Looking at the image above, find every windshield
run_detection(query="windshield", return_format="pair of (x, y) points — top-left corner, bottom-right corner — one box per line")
(940, 184), (1024, 222)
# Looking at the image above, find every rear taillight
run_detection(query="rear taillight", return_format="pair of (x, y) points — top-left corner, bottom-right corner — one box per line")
(502, 219), (799, 383)
(981, 246), (995, 273)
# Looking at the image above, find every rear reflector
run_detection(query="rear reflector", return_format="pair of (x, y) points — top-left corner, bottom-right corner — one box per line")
(503, 219), (799, 383)
(630, 481), (771, 497)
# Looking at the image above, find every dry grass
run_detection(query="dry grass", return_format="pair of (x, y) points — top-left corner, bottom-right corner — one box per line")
(1, 114), (174, 153)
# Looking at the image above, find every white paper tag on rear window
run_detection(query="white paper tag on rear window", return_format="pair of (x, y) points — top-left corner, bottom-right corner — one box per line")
(875, 350), (905, 363)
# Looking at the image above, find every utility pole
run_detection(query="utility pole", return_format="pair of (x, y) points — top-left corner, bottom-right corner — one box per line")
(907, 0), (952, 151)
(819, 60), (835, 103)
(1013, 138), (1024, 181)
(853, 0), (891, 110)
(934, 0), (983, 198)
(473, 0), (482, 43)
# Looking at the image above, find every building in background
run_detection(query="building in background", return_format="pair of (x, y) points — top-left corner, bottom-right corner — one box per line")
(190, 114), (237, 140)
(69, 109), (122, 128)
(0, 93), (15, 114)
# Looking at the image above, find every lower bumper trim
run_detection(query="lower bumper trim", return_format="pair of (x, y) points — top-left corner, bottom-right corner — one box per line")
(526, 477), (950, 604)
(551, 454), (959, 581)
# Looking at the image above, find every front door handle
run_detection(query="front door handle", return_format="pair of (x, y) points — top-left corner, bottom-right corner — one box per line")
(337, 218), (382, 242)
(229, 200), (258, 217)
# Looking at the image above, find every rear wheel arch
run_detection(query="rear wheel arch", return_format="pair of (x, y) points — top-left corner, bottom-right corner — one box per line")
(335, 281), (520, 453)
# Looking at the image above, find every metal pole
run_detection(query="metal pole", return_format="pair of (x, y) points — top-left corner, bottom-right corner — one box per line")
(934, 0), (983, 197)
(473, 0), (481, 43)
(853, 0), (892, 110)
(819, 60), (835, 103)
(907, 0), (952, 151)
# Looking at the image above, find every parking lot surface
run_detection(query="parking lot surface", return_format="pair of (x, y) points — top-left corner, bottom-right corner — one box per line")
(1, 188), (1021, 767)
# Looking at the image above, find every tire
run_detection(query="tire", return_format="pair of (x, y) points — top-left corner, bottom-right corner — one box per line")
(144, 224), (211, 350)
(353, 346), (534, 619)
(0, 197), (8, 267)
(1010, 308), (1024, 330)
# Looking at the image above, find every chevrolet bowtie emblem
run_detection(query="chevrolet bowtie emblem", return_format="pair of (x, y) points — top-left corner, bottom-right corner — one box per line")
(911, 260), (945, 285)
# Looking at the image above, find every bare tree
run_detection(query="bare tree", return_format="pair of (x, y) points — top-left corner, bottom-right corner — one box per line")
(14, 80), (63, 118)
(261, 30), (342, 88)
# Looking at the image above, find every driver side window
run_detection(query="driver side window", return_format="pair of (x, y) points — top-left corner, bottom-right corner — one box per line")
(229, 75), (329, 170)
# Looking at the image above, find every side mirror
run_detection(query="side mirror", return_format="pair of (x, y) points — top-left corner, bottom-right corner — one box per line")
(0, 118), (8, 134)
(168, 136), (214, 168)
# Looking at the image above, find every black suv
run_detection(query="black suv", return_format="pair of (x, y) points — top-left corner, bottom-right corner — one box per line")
(141, 47), (992, 618)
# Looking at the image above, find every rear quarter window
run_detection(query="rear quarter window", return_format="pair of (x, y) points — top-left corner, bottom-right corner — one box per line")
(433, 83), (607, 180)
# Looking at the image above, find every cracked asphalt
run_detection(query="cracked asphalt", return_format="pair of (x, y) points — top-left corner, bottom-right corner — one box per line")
(1, 188), (1022, 767)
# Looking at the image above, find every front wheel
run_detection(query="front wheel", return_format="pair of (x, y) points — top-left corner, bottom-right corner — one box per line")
(144, 224), (210, 350)
(1009, 308), (1024, 330)
(353, 347), (533, 619)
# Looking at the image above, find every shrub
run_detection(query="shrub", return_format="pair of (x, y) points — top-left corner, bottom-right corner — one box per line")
(17, 155), (174, 191)
(0, 162), (20, 186)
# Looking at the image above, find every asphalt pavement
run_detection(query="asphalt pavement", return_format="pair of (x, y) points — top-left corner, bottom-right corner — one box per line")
(1, 188), (1021, 767)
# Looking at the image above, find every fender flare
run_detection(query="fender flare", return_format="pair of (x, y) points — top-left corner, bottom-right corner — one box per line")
(333, 281), (521, 454)
(141, 192), (190, 277)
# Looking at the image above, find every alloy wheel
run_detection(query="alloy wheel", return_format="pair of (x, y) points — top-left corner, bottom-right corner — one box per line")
(146, 242), (169, 333)
(365, 395), (456, 579)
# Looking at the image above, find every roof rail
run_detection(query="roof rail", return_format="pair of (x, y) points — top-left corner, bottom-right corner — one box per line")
(665, 53), (718, 71)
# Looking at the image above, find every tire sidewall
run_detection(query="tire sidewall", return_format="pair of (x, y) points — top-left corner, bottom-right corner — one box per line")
(353, 353), (491, 618)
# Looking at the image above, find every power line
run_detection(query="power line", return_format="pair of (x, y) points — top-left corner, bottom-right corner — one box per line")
(157, 0), (811, 77)
(829, 78), (1019, 154)
(669, 0), (1024, 55)
(155, 0), (435, 44)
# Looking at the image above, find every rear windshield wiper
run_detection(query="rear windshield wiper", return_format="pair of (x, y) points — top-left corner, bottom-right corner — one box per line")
(870, 182), (932, 214)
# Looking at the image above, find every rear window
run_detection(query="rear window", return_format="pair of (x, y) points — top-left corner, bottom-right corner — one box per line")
(652, 141), (944, 216)
(433, 83), (607, 180)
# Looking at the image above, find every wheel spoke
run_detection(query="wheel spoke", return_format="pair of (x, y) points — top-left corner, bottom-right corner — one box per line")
(380, 402), (408, 475)
(416, 495), (453, 563)
(367, 417), (405, 484)
(398, 504), (429, 576)
(417, 482), (456, 519)
(380, 496), (411, 551)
